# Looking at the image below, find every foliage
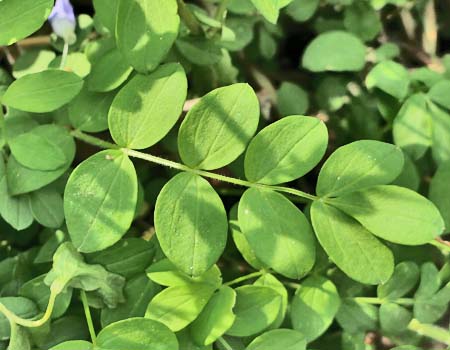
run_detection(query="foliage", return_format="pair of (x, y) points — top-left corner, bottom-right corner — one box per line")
(1, 0), (450, 349)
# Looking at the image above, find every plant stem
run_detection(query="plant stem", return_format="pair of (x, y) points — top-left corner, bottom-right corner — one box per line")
(80, 290), (97, 346)
(71, 130), (119, 150)
(176, 0), (203, 35)
(0, 289), (57, 328)
(60, 41), (69, 70)
(215, 0), (229, 22)
(70, 130), (318, 202)
(217, 337), (234, 350)
(408, 318), (450, 345)
(354, 297), (414, 306)
(224, 271), (265, 286)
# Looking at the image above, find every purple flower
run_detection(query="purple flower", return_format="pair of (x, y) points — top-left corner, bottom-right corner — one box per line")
(48, 0), (76, 43)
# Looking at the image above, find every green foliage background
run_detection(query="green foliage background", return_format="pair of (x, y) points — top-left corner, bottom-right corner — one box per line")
(1, 0), (450, 349)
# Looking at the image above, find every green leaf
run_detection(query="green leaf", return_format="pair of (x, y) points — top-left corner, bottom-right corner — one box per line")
(244, 116), (327, 184)
(145, 283), (216, 332)
(311, 201), (394, 285)
(302, 31), (366, 72)
(238, 188), (315, 279)
(6, 125), (75, 195)
(393, 94), (433, 160)
(392, 154), (420, 191)
(177, 329), (212, 350)
(0, 297), (37, 340)
(68, 86), (115, 133)
(191, 286), (237, 345)
(86, 238), (155, 279)
(330, 185), (445, 245)
(291, 276), (341, 342)
(147, 259), (222, 288)
(379, 303), (412, 333)
(9, 126), (67, 171)
(12, 49), (56, 79)
(176, 37), (223, 66)
(44, 242), (125, 308)
(365, 60), (410, 100)
(415, 262), (441, 299)
(336, 299), (378, 334)
(108, 63), (187, 149)
(286, 0), (320, 22)
(276, 82), (309, 116)
(377, 262), (420, 300)
(87, 49), (133, 93)
(226, 285), (282, 337)
(116, 0), (180, 73)
(0, 157), (33, 231)
(96, 318), (178, 350)
(429, 101), (450, 165)
(19, 275), (72, 319)
(49, 53), (92, 78)
(2, 70), (83, 113)
(343, 1), (381, 41)
(230, 204), (266, 270)
(317, 140), (404, 197)
(29, 187), (64, 228)
(250, 0), (292, 24)
(64, 150), (138, 253)
(246, 329), (306, 350)
(414, 282), (450, 323)
(178, 83), (260, 170)
(155, 173), (228, 276)
(101, 274), (160, 327)
(0, 0), (53, 46)
(428, 80), (450, 110)
(50, 340), (93, 350)
(254, 274), (288, 329)
(93, 0), (119, 33)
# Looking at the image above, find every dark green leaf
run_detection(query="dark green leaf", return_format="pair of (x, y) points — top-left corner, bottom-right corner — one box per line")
(377, 262), (420, 300)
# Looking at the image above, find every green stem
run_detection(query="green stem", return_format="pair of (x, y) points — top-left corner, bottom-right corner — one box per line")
(217, 337), (234, 350)
(71, 130), (119, 150)
(60, 41), (69, 70)
(71, 130), (318, 202)
(80, 290), (97, 346)
(353, 297), (414, 306)
(408, 318), (450, 345)
(176, 0), (203, 35)
(224, 271), (265, 286)
(215, 0), (229, 22)
(0, 288), (57, 328)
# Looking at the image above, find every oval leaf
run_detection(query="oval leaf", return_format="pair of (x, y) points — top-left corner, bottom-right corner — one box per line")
(330, 185), (445, 245)
(109, 63), (187, 149)
(145, 283), (216, 332)
(155, 172), (228, 276)
(317, 140), (404, 197)
(311, 201), (394, 285)
(226, 285), (282, 337)
(64, 150), (138, 253)
(429, 161), (450, 230)
(302, 31), (366, 72)
(96, 317), (178, 350)
(178, 83), (260, 170)
(2, 70), (84, 113)
(0, 0), (53, 46)
(191, 286), (236, 345)
(238, 188), (315, 279)
(116, 0), (180, 73)
(244, 115), (328, 184)
(291, 276), (340, 342)
(246, 329), (306, 350)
